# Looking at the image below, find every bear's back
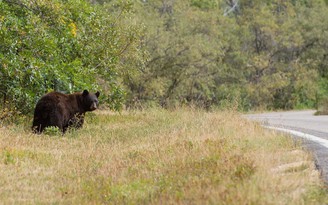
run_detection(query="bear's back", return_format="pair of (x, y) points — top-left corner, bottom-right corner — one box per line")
(37, 92), (69, 108)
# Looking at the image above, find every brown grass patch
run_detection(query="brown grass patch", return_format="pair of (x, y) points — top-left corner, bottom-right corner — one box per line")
(0, 109), (327, 204)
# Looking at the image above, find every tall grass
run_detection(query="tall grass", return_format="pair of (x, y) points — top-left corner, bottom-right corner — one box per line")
(0, 109), (327, 204)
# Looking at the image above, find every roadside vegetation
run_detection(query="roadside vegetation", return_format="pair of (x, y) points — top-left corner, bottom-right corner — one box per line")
(1, 109), (328, 204)
(315, 97), (328, 115)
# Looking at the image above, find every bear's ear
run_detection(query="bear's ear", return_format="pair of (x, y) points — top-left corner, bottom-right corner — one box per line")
(95, 91), (100, 98)
(82, 90), (89, 96)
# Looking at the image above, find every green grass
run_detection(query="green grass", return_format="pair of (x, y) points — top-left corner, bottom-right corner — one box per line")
(0, 108), (327, 204)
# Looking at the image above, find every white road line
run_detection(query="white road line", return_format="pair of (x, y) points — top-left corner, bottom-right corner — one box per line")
(265, 126), (328, 149)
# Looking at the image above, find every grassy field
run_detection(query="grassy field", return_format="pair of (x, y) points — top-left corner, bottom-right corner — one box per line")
(0, 108), (327, 204)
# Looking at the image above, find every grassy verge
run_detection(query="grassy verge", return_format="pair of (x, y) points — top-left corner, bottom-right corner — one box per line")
(0, 109), (327, 204)
(316, 97), (328, 115)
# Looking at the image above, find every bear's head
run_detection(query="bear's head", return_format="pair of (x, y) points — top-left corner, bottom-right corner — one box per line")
(82, 90), (100, 111)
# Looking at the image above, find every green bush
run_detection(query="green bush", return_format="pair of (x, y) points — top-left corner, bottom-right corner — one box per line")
(43, 126), (61, 136)
(0, 0), (142, 115)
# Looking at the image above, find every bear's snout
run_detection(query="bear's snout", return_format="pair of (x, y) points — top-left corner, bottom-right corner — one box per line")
(90, 102), (98, 110)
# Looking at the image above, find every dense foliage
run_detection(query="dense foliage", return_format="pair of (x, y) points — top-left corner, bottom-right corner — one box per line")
(1, 0), (328, 117)
(0, 0), (141, 116)
(125, 0), (328, 110)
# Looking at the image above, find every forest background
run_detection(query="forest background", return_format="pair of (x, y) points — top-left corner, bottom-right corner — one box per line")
(1, 0), (328, 118)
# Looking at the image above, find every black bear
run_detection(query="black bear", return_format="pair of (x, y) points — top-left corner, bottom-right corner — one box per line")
(32, 90), (100, 133)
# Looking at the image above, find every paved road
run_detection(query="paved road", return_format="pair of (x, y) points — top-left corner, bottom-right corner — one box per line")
(246, 110), (328, 183)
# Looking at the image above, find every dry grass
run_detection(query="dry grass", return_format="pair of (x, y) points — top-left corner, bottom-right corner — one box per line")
(316, 97), (328, 115)
(0, 108), (327, 204)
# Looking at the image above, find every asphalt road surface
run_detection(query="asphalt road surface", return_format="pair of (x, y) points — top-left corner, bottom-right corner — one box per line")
(246, 110), (328, 183)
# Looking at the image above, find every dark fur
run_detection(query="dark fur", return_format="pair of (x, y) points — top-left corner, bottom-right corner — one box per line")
(32, 90), (100, 133)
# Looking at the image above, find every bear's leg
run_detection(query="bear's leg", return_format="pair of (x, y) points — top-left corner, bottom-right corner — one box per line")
(32, 123), (43, 134)
(32, 117), (47, 134)
(48, 112), (65, 133)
